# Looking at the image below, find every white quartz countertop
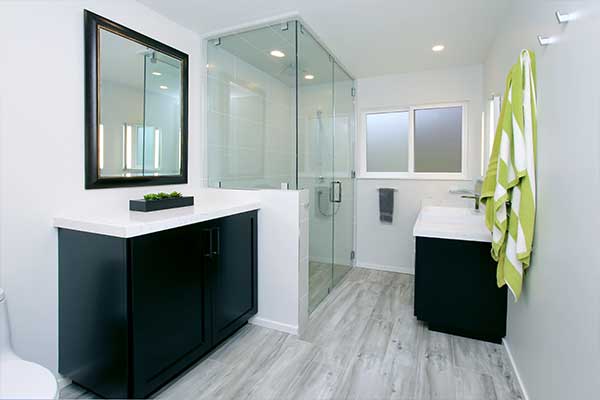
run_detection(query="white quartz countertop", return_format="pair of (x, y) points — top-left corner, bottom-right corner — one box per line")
(413, 206), (491, 243)
(54, 195), (260, 238)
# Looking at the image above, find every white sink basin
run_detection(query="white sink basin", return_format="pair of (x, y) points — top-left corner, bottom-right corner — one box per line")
(413, 206), (491, 243)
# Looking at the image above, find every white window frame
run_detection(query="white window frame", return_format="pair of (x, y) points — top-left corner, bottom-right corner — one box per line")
(358, 101), (469, 180)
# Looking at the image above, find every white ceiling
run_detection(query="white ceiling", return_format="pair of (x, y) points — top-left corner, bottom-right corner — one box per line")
(138, 0), (513, 78)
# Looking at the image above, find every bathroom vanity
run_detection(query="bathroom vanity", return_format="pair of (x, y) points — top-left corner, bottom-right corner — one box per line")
(413, 206), (507, 343)
(55, 200), (259, 398)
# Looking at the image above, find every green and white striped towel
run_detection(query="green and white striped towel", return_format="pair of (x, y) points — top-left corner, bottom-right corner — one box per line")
(481, 49), (538, 301)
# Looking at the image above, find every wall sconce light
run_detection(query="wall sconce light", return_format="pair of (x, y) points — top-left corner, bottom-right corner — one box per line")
(99, 124), (104, 170)
(125, 125), (133, 169)
(154, 129), (160, 169)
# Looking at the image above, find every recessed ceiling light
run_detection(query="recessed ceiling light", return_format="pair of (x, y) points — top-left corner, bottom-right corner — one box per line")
(304, 74), (315, 80)
(432, 44), (445, 52)
(152, 71), (162, 76)
(159, 85), (168, 90)
(270, 50), (285, 58)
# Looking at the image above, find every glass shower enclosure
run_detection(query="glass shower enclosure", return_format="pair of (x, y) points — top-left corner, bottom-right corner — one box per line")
(207, 21), (355, 313)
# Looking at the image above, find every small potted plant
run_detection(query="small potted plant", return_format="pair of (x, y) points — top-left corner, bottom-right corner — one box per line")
(129, 191), (194, 212)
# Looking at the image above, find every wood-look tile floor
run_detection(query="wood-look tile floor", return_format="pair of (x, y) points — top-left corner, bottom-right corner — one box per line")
(61, 268), (523, 400)
(309, 261), (352, 313)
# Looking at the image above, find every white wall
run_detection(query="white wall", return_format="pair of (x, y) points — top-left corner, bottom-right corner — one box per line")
(0, 0), (205, 376)
(355, 65), (484, 273)
(483, 1), (600, 399)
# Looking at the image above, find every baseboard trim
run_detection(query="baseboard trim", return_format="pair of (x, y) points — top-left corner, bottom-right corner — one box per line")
(57, 376), (72, 389)
(357, 261), (414, 275)
(502, 338), (530, 400)
(249, 316), (298, 335)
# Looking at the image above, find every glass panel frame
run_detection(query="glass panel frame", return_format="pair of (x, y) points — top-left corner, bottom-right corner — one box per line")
(206, 22), (296, 190)
(205, 20), (356, 315)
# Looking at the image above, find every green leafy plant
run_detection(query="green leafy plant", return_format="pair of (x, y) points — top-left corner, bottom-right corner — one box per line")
(143, 191), (183, 201)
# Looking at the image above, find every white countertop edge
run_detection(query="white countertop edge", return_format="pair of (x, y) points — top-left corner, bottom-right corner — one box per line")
(413, 229), (492, 243)
(54, 202), (260, 239)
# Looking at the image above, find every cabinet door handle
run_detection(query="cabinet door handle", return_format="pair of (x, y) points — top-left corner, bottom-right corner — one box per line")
(212, 228), (220, 257)
(203, 228), (213, 258)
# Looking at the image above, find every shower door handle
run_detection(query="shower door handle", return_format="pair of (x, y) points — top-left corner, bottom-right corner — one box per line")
(333, 181), (342, 203)
(329, 181), (335, 203)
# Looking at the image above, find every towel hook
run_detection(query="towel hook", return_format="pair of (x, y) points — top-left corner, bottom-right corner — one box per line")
(537, 35), (556, 46)
(555, 11), (576, 24)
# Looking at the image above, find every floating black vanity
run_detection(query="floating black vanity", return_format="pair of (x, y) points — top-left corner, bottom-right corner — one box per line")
(413, 207), (507, 344)
(57, 210), (258, 398)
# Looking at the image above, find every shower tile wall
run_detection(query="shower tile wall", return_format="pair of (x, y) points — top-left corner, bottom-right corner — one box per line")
(207, 44), (295, 189)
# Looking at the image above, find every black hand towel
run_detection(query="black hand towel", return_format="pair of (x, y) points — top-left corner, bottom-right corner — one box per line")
(378, 188), (395, 223)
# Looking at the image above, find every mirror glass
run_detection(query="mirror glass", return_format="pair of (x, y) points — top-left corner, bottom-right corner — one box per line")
(98, 28), (182, 178)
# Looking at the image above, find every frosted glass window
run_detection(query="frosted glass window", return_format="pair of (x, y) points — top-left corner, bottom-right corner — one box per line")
(414, 106), (462, 173)
(366, 112), (409, 172)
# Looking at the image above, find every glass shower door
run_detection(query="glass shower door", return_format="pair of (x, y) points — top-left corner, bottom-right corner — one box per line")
(297, 25), (335, 313)
(332, 63), (355, 286)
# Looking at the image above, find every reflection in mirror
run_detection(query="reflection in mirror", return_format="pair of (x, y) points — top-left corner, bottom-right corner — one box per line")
(98, 28), (182, 178)
(85, 10), (188, 189)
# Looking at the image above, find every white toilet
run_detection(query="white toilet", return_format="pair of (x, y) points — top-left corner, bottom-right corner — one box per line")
(0, 288), (58, 399)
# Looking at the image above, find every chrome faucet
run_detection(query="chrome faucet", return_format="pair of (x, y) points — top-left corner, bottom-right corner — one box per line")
(462, 193), (481, 211)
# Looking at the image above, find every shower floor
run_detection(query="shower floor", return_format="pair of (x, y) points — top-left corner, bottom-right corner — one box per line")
(309, 261), (351, 313)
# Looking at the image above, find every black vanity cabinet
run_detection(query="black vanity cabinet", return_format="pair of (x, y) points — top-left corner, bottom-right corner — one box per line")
(209, 212), (258, 344)
(59, 211), (258, 399)
(414, 237), (507, 344)
(129, 223), (212, 398)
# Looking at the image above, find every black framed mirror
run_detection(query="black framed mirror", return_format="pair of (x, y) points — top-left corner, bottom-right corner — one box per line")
(84, 10), (188, 189)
